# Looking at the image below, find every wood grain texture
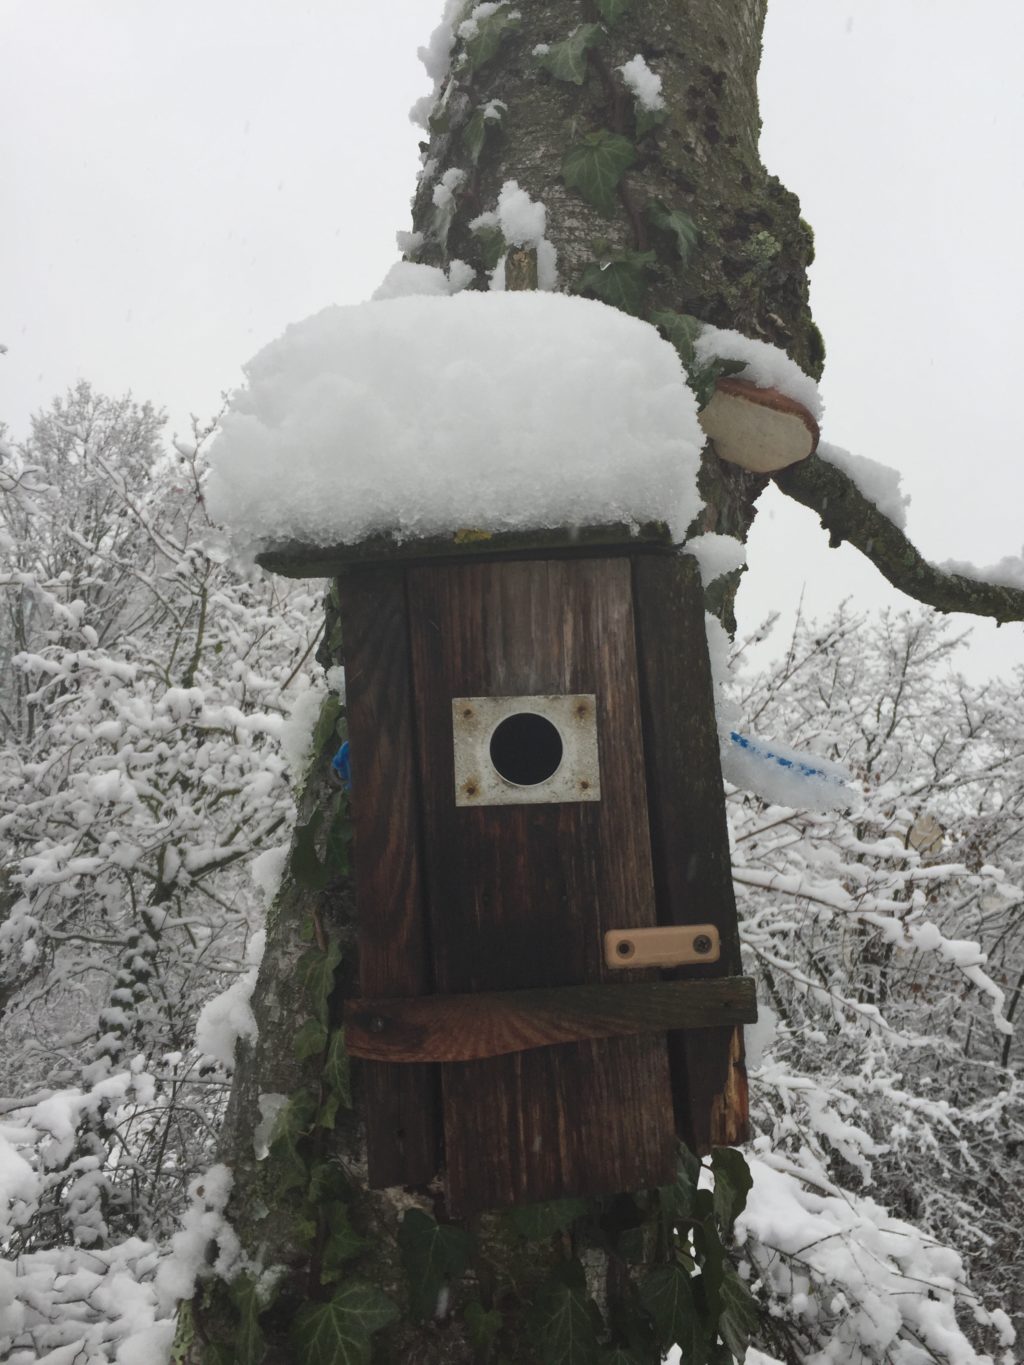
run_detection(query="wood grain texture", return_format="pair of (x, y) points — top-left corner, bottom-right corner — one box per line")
(407, 558), (676, 1213)
(336, 569), (438, 1188)
(631, 552), (752, 1152)
(345, 978), (757, 1062)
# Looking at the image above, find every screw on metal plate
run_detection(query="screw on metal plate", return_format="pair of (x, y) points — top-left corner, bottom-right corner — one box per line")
(368, 1016), (387, 1034)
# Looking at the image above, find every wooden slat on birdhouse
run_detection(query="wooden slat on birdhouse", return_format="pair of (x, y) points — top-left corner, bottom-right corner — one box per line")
(406, 557), (678, 1214)
(631, 552), (749, 1149)
(345, 976), (757, 1063)
(336, 568), (439, 1188)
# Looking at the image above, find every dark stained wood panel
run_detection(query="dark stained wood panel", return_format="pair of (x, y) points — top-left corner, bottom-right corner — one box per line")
(631, 552), (751, 1151)
(407, 558), (676, 1213)
(345, 977), (758, 1062)
(336, 569), (439, 1188)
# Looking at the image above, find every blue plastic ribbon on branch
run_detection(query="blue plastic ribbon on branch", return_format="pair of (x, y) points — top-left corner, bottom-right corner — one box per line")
(727, 730), (841, 783)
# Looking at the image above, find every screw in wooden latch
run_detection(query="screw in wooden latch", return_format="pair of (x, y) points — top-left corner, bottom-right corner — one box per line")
(604, 925), (721, 970)
(368, 1016), (387, 1034)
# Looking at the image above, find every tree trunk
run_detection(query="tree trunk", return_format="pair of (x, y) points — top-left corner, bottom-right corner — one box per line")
(176, 2), (819, 1360)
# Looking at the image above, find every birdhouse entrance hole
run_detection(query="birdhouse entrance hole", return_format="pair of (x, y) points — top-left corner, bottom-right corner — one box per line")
(489, 712), (563, 786)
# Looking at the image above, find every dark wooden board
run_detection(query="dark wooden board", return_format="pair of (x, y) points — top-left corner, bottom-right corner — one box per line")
(407, 558), (677, 1213)
(346, 977), (757, 1062)
(631, 552), (751, 1151)
(257, 522), (673, 579)
(336, 568), (439, 1187)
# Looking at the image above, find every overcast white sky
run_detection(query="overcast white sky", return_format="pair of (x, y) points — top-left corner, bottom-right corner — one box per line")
(2, 0), (1022, 679)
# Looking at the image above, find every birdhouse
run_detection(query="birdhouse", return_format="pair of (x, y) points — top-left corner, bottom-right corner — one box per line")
(261, 526), (756, 1216)
(211, 289), (760, 1215)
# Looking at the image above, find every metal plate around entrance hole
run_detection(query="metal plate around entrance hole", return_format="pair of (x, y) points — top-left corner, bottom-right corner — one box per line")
(452, 694), (601, 807)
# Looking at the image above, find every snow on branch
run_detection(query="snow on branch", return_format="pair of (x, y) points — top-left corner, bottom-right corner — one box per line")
(775, 451), (1024, 623)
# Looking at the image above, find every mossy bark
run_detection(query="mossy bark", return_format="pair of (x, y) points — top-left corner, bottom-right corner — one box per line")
(182, 3), (816, 1361)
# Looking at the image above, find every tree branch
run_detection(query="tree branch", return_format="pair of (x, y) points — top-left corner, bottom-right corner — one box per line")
(774, 453), (1024, 624)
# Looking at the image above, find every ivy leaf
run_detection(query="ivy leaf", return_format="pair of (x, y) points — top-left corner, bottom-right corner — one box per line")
(325, 806), (351, 877)
(652, 311), (703, 367)
(312, 694), (342, 760)
(292, 812), (330, 891)
(562, 132), (636, 215)
(647, 199), (699, 264)
(710, 1148), (752, 1238)
(688, 357), (748, 410)
(321, 1201), (368, 1283)
(506, 1197), (589, 1240)
(462, 104), (504, 165)
(659, 1151), (700, 1224)
(230, 1274), (266, 1365)
(293, 1017), (328, 1061)
(472, 224), (506, 271)
(578, 253), (655, 316)
(717, 1269), (759, 1361)
(540, 24), (604, 84)
(321, 1027), (351, 1120)
(308, 1158), (351, 1204)
(462, 111), (488, 164)
(464, 9), (521, 70)
(268, 1090), (318, 1193)
(639, 1264), (710, 1362)
(291, 1282), (398, 1365)
(530, 1271), (602, 1365)
(465, 1300), (503, 1350)
(398, 1209), (473, 1320)
(299, 939), (342, 1026)
(595, 0), (631, 24)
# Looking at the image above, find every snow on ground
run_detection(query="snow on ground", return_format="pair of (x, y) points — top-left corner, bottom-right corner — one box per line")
(206, 292), (704, 551)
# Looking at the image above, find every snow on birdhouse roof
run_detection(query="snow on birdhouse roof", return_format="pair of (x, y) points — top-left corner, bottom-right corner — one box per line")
(204, 292), (704, 557)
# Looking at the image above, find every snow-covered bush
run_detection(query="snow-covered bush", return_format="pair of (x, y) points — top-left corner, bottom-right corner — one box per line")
(726, 607), (1024, 1354)
(0, 387), (321, 1264)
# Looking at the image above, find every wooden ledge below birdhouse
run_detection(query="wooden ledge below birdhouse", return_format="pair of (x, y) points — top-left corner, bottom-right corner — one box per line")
(345, 977), (757, 1065)
(256, 520), (675, 579)
(699, 377), (820, 474)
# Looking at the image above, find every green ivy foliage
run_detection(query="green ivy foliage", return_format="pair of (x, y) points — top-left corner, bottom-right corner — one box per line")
(540, 24), (604, 84)
(562, 131), (637, 215)
(462, 8), (522, 71)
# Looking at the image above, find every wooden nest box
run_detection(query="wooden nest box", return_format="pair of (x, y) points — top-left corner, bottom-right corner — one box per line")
(261, 525), (756, 1216)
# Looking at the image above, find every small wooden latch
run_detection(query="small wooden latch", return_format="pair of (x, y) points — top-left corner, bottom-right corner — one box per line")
(605, 924), (721, 970)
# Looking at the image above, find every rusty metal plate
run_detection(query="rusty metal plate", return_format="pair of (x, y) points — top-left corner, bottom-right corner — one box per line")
(452, 694), (601, 807)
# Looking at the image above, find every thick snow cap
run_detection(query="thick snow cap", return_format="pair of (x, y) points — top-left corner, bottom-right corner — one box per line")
(205, 292), (704, 552)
